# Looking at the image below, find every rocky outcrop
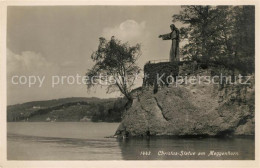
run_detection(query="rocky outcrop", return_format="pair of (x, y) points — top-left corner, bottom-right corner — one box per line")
(115, 74), (254, 137)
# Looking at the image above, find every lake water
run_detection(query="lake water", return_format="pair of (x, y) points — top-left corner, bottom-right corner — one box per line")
(7, 122), (254, 160)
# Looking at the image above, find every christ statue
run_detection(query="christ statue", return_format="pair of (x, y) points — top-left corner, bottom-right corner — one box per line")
(159, 24), (180, 62)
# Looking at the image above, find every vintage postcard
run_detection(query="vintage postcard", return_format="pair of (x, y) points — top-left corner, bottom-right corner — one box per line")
(0, 0), (259, 167)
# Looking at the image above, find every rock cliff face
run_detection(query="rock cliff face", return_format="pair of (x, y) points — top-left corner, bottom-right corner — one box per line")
(115, 75), (254, 137)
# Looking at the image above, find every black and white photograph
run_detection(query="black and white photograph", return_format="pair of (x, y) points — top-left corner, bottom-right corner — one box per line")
(0, 2), (258, 166)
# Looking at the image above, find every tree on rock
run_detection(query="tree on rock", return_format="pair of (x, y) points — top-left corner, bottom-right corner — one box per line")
(86, 36), (141, 102)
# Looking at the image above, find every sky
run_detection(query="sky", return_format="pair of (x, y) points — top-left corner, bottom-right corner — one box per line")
(7, 6), (183, 105)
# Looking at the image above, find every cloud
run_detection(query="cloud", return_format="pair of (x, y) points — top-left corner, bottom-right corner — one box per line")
(7, 49), (59, 76)
(7, 49), (61, 104)
(60, 61), (75, 67)
(102, 20), (150, 44)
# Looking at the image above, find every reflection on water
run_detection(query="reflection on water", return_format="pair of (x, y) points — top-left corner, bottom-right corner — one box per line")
(7, 122), (254, 160)
(8, 133), (122, 160)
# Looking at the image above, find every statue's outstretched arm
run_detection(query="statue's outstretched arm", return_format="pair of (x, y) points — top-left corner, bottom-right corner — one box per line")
(159, 33), (172, 40)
